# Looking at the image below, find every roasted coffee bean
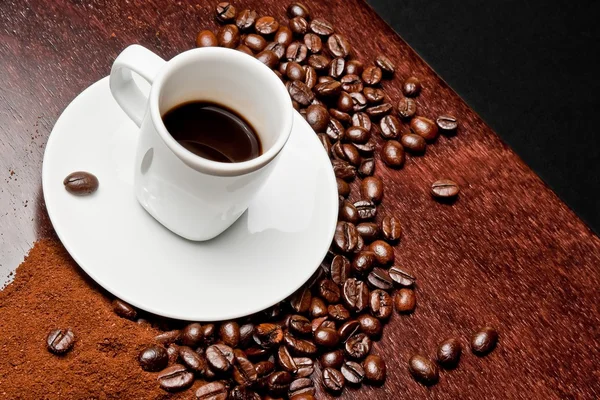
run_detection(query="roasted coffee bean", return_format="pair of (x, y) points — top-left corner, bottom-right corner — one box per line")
(338, 199), (358, 223)
(394, 288), (416, 313)
(337, 320), (360, 342)
(397, 97), (417, 119)
(344, 126), (370, 144)
(238, 323), (255, 348)
(358, 158), (375, 177)
(333, 220), (359, 252)
(322, 368), (345, 392)
(401, 133), (426, 153)
(155, 329), (181, 345)
(351, 251), (377, 275)
(293, 357), (315, 378)
(350, 92), (368, 112)
(290, 286), (312, 314)
(335, 91), (353, 112)
(318, 76), (334, 84)
(288, 377), (315, 398)
(179, 346), (207, 374)
(436, 338), (462, 368)
(230, 386), (260, 400)
(379, 115), (401, 139)
(236, 9), (257, 31)
(256, 50), (280, 68)
(369, 289), (393, 319)
(431, 179), (460, 199)
(361, 176), (383, 204)
(314, 80), (342, 97)
(403, 76), (421, 97)
(408, 355), (438, 386)
(308, 54), (331, 70)
(166, 343), (179, 365)
(287, 2), (311, 19)
(375, 54), (395, 75)
(267, 371), (293, 396)
(388, 266), (416, 287)
(436, 114), (458, 132)
(327, 34), (351, 58)
(381, 216), (401, 242)
(46, 328), (75, 355)
(202, 323), (217, 345)
(284, 332), (317, 356)
(342, 278), (369, 312)
(196, 381), (228, 400)
(253, 323), (284, 349)
(381, 140), (405, 168)
(302, 66), (316, 89)
(305, 104), (330, 132)
(255, 16), (279, 35)
(303, 33), (322, 53)
(318, 279), (341, 303)
(340, 74), (363, 93)
(329, 58), (346, 79)
(264, 40), (286, 59)
(287, 41), (308, 63)
(275, 25), (293, 46)
(362, 66), (382, 86)
(471, 327), (498, 356)
(352, 112), (372, 131)
(327, 304), (351, 322)
(289, 80), (314, 106)
(368, 240), (394, 265)
(244, 33), (267, 52)
(318, 133), (332, 155)
(363, 87), (385, 104)
(366, 103), (393, 118)
(157, 364), (194, 392)
(311, 317), (328, 332)
(336, 177), (350, 197)
(219, 321), (240, 348)
(329, 108), (352, 125)
(356, 222), (379, 242)
(196, 30), (219, 47)
(332, 159), (356, 181)
(317, 350), (343, 370)
(290, 16), (309, 35)
(286, 61), (306, 81)
(354, 200), (377, 220)
(309, 17), (334, 35)
(206, 344), (234, 373)
(367, 268), (393, 291)
(341, 361), (365, 385)
(245, 346), (269, 360)
(411, 116), (439, 141)
(363, 354), (386, 384)
(321, 320), (336, 330)
(326, 119), (344, 142)
(112, 299), (137, 320)
(236, 44), (254, 56)
(334, 143), (361, 166)
(331, 255), (351, 285)
(255, 360), (275, 380)
(63, 171), (98, 195)
(277, 345), (298, 373)
(217, 24), (240, 48)
(287, 315), (311, 336)
(355, 140), (376, 155)
(314, 326), (340, 347)
(345, 333), (372, 360)
(216, 2), (236, 22)
(357, 314), (382, 338)
(181, 323), (203, 347)
(345, 60), (363, 75)
(138, 345), (168, 372)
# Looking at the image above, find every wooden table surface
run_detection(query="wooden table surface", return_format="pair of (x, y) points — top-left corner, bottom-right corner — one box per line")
(1, 0), (599, 398)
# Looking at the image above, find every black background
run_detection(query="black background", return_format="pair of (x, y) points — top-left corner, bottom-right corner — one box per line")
(366, 0), (600, 234)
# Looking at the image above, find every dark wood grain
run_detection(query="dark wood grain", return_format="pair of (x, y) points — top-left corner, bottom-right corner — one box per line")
(0, 0), (599, 398)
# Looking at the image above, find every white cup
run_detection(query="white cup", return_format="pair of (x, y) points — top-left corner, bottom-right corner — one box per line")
(109, 45), (293, 241)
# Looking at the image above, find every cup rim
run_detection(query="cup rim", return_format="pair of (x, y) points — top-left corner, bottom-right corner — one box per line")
(149, 47), (293, 177)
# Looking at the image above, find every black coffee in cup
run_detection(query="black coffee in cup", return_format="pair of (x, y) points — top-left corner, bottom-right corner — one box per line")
(162, 101), (262, 163)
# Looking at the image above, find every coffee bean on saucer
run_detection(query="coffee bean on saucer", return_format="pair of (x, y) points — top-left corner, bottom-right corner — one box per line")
(341, 360), (365, 385)
(196, 381), (228, 400)
(431, 179), (460, 199)
(138, 345), (168, 372)
(288, 80), (314, 106)
(375, 55), (395, 75)
(290, 16), (309, 36)
(380, 115), (401, 139)
(388, 266), (416, 287)
(219, 321), (240, 348)
(362, 66), (382, 86)
(394, 288), (416, 313)
(217, 24), (240, 48)
(206, 344), (235, 372)
(403, 76), (422, 97)
(306, 104), (330, 132)
(304, 33), (322, 53)
(112, 299), (137, 320)
(357, 314), (382, 338)
(410, 116), (438, 141)
(436, 114), (458, 133)
(408, 355), (439, 386)
(63, 171), (98, 195)
(342, 278), (369, 312)
(255, 16), (279, 35)
(381, 215), (401, 242)
(196, 30), (219, 47)
(369, 240), (394, 265)
(181, 323), (203, 347)
(369, 289), (393, 319)
(157, 364), (194, 392)
(309, 18), (334, 36)
(287, 2), (311, 19)
(321, 349), (345, 369)
(356, 222), (380, 242)
(363, 354), (386, 384)
(327, 34), (351, 58)
(236, 9), (258, 31)
(46, 328), (75, 355)
(397, 97), (417, 119)
(381, 140), (405, 168)
(401, 133), (426, 153)
(361, 176), (383, 204)
(216, 2), (236, 22)
(471, 327), (499, 356)
(436, 338), (462, 368)
(322, 367), (345, 393)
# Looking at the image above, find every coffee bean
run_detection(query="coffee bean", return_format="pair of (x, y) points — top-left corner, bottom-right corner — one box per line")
(327, 304), (351, 322)
(345, 60), (363, 75)
(314, 80), (342, 97)
(366, 103), (392, 118)
(360, 176), (383, 204)
(244, 33), (267, 52)
(350, 92), (367, 112)
(317, 278), (340, 303)
(367, 268), (393, 291)
(112, 299), (137, 320)
(253, 323), (284, 349)
(394, 288), (416, 313)
(336, 199), (358, 223)
(267, 370), (293, 396)
(340, 74), (363, 93)
(217, 24), (240, 48)
(363, 354), (386, 384)
(327, 58), (345, 80)
(324, 119), (343, 142)
(157, 364), (194, 392)
(155, 329), (181, 345)
(322, 368), (345, 392)
(337, 320), (360, 342)
(309, 18), (334, 36)
(333, 221), (359, 252)
(329, 108), (352, 125)
(179, 345), (207, 374)
(289, 16), (309, 35)
(46, 328), (75, 355)
(286, 42), (308, 63)
(256, 50), (279, 68)
(238, 323), (255, 348)
(294, 357), (315, 377)
(284, 332), (317, 356)
(354, 140), (376, 155)
(245, 346), (269, 360)
(408, 355), (438, 386)
(289, 80), (314, 106)
(231, 386), (260, 400)
(304, 104), (329, 132)
(332, 92), (352, 113)
(351, 251), (377, 275)
(202, 324), (217, 345)
(400, 133), (426, 153)
(363, 87), (385, 105)
(342, 278), (369, 312)
(236, 9), (257, 31)
(410, 116), (438, 141)
(196, 30), (219, 47)
(471, 327), (498, 356)
(375, 54), (395, 75)
(275, 25), (293, 46)
(236, 44), (254, 56)
(397, 97), (417, 119)
(63, 171), (98, 195)
(354, 200), (377, 220)
(436, 338), (462, 368)
(342, 126), (369, 145)
(358, 158), (375, 177)
(332, 159), (356, 181)
(381, 215), (401, 242)
(180, 323), (203, 347)
(255, 16), (279, 35)
(327, 34), (351, 58)
(216, 2), (236, 22)
(341, 360), (365, 385)
(380, 115), (401, 139)
(369, 289), (393, 319)
(431, 179), (460, 199)
(310, 317), (328, 334)
(314, 326), (340, 347)
(403, 76), (421, 97)
(219, 321), (240, 348)
(362, 66), (382, 86)
(303, 33), (322, 53)
(288, 315), (311, 336)
(206, 344), (235, 373)
(381, 140), (405, 168)
(287, 2), (311, 19)
(351, 113), (371, 132)
(196, 381), (228, 400)
(330, 255), (351, 285)
(288, 377), (315, 398)
(436, 114), (458, 133)
(138, 345), (168, 372)
(255, 360), (275, 379)
(166, 343), (179, 365)
(276, 345), (298, 373)
(357, 314), (382, 338)
(345, 333), (372, 360)
(388, 266), (416, 287)
(285, 62), (305, 82)
(356, 222), (379, 242)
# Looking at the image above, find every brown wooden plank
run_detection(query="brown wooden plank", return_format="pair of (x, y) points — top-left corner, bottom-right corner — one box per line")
(0, 0), (599, 398)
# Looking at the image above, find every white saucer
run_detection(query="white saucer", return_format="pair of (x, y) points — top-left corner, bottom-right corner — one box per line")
(42, 77), (337, 321)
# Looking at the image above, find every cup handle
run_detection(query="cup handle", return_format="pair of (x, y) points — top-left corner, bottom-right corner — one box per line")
(109, 45), (166, 127)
